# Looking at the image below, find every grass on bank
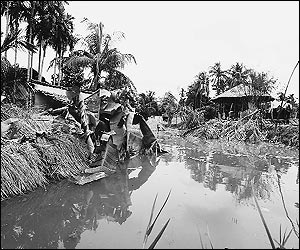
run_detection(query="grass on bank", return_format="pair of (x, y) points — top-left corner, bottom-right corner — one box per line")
(1, 103), (90, 201)
(178, 109), (299, 148)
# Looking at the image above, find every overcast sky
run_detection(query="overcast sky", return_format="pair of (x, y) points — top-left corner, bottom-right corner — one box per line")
(3, 1), (299, 100)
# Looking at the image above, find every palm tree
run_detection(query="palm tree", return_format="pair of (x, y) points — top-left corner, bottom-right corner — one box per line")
(1, 29), (36, 55)
(193, 72), (209, 109)
(209, 62), (229, 96)
(160, 91), (178, 126)
(228, 62), (251, 89)
(21, 1), (39, 82)
(3, 1), (30, 102)
(65, 18), (136, 91)
(48, 11), (76, 86)
(1, 29), (36, 103)
(33, 1), (57, 82)
(103, 69), (137, 93)
(1, 1), (11, 59)
(4, 1), (29, 64)
(247, 70), (276, 108)
(137, 91), (158, 119)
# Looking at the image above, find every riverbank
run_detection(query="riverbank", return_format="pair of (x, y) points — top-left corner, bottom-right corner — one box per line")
(1, 105), (298, 201)
(1, 103), (90, 201)
(174, 116), (299, 149)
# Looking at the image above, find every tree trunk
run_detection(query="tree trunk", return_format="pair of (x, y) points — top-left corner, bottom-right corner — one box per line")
(39, 44), (46, 82)
(4, 3), (10, 59)
(29, 43), (34, 81)
(53, 50), (58, 85)
(13, 30), (18, 104)
(58, 50), (63, 85)
(27, 3), (35, 82)
(37, 42), (42, 80)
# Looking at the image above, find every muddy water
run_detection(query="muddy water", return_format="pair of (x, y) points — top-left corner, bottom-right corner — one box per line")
(1, 127), (299, 249)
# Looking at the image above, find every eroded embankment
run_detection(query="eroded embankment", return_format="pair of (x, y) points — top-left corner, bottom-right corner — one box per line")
(1, 104), (90, 201)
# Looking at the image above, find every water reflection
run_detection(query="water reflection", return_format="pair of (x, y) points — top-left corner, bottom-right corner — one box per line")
(1, 154), (160, 249)
(160, 139), (297, 203)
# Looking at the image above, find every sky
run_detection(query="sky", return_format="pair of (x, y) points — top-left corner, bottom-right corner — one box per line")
(2, 1), (299, 100)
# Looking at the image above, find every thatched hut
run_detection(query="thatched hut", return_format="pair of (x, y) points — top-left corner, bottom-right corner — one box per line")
(211, 84), (274, 118)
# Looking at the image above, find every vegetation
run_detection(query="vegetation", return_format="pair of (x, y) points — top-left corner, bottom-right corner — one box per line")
(1, 2), (298, 249)
(185, 71), (210, 109)
(63, 17), (136, 91)
(1, 103), (90, 200)
(159, 91), (178, 125)
(136, 91), (160, 120)
(158, 60), (298, 149)
(143, 190), (171, 249)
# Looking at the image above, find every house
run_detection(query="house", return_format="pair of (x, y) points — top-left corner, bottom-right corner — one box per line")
(211, 84), (274, 119)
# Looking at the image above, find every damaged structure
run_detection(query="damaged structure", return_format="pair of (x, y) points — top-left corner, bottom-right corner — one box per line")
(1, 85), (165, 200)
(61, 86), (165, 185)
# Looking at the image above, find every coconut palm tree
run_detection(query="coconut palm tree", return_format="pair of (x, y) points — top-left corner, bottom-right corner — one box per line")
(33, 1), (58, 82)
(2, 1), (31, 102)
(1, 1), (11, 59)
(4, 1), (29, 65)
(247, 70), (276, 108)
(228, 62), (251, 89)
(65, 18), (136, 91)
(47, 10), (76, 86)
(1, 29), (37, 103)
(209, 62), (229, 96)
(18, 1), (40, 82)
(193, 72), (210, 109)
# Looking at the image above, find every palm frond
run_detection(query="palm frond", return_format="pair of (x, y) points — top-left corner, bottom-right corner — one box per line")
(59, 52), (94, 72)
(1, 29), (36, 54)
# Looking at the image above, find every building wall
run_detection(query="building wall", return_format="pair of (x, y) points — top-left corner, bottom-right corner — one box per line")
(34, 92), (66, 109)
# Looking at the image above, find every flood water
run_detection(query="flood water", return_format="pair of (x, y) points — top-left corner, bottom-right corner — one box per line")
(1, 127), (299, 249)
